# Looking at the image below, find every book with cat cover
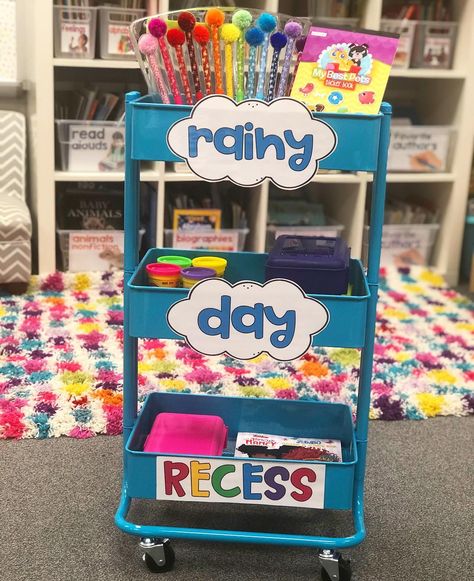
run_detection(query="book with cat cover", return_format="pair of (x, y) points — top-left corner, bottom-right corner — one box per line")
(290, 26), (399, 115)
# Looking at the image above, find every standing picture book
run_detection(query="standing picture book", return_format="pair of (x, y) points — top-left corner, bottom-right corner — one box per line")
(173, 208), (221, 231)
(235, 432), (342, 463)
(290, 26), (399, 114)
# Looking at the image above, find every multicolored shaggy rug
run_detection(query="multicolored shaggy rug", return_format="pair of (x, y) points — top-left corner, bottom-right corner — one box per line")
(0, 267), (473, 439)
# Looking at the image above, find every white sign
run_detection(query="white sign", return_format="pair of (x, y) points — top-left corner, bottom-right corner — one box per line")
(156, 456), (326, 509)
(173, 230), (239, 251)
(167, 95), (337, 190)
(67, 124), (125, 172)
(61, 22), (91, 55)
(388, 126), (450, 172)
(167, 278), (329, 361)
(68, 230), (124, 271)
(107, 24), (133, 55)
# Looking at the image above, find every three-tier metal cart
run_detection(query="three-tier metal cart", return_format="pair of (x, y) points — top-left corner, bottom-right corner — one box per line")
(115, 90), (391, 580)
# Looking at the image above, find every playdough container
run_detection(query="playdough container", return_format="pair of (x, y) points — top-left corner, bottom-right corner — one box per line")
(146, 263), (181, 288)
(192, 256), (227, 277)
(157, 255), (192, 268)
(265, 235), (350, 295)
(181, 267), (216, 288)
(143, 412), (228, 455)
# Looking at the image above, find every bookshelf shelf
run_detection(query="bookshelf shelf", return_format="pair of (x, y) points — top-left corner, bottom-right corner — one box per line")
(390, 68), (467, 79)
(385, 172), (456, 183)
(25, 0), (474, 285)
(54, 169), (161, 182)
(53, 58), (140, 69)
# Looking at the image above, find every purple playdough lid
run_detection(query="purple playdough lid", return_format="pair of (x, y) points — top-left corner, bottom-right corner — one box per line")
(181, 267), (216, 280)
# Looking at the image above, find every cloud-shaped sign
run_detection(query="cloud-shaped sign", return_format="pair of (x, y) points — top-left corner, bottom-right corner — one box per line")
(167, 95), (337, 189)
(167, 278), (329, 361)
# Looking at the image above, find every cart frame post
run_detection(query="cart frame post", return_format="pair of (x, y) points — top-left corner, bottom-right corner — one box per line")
(123, 91), (142, 446)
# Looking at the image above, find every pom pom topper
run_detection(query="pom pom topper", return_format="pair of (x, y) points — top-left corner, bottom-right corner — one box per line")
(148, 17), (181, 104)
(232, 9), (253, 102)
(178, 11), (203, 101)
(267, 31), (287, 102)
(166, 28), (193, 105)
(205, 8), (226, 94)
(244, 26), (265, 99)
(277, 21), (303, 98)
(138, 33), (170, 104)
(255, 13), (277, 100)
(193, 24), (212, 96)
(220, 23), (241, 98)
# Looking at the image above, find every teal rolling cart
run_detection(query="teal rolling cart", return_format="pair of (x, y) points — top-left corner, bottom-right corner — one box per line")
(115, 91), (391, 580)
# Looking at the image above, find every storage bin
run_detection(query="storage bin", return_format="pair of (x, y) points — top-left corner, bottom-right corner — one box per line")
(314, 16), (359, 29)
(99, 6), (145, 60)
(164, 228), (249, 252)
(387, 125), (454, 172)
(58, 228), (144, 271)
(265, 235), (350, 295)
(266, 223), (344, 251)
(53, 5), (97, 59)
(56, 120), (125, 172)
(380, 19), (416, 69)
(363, 224), (439, 267)
(412, 21), (457, 69)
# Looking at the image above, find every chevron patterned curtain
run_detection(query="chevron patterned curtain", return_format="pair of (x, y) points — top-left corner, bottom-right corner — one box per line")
(0, 110), (25, 201)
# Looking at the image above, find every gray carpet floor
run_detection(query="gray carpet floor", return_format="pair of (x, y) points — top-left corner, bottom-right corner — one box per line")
(1, 417), (472, 581)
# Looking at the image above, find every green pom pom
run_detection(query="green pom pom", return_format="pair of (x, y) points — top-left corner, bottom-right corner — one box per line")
(232, 9), (253, 30)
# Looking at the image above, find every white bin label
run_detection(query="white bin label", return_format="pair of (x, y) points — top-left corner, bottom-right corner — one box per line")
(156, 456), (326, 508)
(167, 278), (329, 361)
(167, 95), (337, 189)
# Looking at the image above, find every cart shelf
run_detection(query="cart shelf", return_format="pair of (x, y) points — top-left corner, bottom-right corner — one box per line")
(129, 95), (383, 172)
(126, 392), (357, 510)
(128, 248), (370, 348)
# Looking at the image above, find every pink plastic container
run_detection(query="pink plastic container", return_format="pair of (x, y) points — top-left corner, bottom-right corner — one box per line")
(143, 412), (228, 455)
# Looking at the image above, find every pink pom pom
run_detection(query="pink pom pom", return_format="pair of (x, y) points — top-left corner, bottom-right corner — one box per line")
(148, 17), (167, 39)
(138, 33), (159, 55)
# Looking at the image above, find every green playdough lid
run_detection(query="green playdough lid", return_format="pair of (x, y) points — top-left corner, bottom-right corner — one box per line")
(157, 255), (192, 267)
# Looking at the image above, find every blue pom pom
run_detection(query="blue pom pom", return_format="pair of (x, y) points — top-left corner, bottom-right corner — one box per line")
(245, 26), (265, 46)
(257, 13), (277, 33)
(270, 31), (287, 50)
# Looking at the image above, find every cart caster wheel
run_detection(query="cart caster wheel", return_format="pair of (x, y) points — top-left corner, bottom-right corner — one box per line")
(319, 550), (352, 581)
(140, 538), (175, 573)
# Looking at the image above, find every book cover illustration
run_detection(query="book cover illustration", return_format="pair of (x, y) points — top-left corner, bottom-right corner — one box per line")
(235, 432), (342, 463)
(290, 27), (399, 114)
(173, 208), (221, 231)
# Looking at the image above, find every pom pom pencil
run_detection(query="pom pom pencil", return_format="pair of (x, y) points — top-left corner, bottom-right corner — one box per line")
(277, 21), (303, 98)
(232, 9), (253, 102)
(287, 35), (307, 96)
(244, 27), (264, 99)
(193, 24), (212, 96)
(205, 8), (225, 95)
(148, 17), (182, 105)
(220, 23), (241, 99)
(166, 28), (193, 105)
(255, 13), (277, 100)
(138, 33), (170, 104)
(267, 32), (287, 102)
(178, 12), (203, 101)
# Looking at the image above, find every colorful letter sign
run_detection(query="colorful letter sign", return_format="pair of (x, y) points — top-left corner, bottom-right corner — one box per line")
(167, 95), (337, 189)
(167, 278), (329, 361)
(156, 456), (326, 508)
